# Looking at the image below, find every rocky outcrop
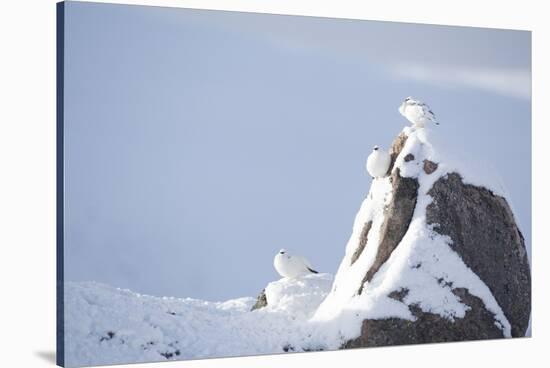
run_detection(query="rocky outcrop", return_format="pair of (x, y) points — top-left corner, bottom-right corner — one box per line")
(350, 221), (372, 266)
(426, 173), (531, 337)
(387, 132), (408, 175)
(251, 289), (268, 311)
(340, 130), (531, 349)
(344, 288), (504, 348)
(423, 159), (438, 174)
(358, 167), (419, 294)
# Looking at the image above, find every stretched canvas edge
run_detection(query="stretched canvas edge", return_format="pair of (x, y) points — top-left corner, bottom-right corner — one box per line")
(56, 2), (65, 367)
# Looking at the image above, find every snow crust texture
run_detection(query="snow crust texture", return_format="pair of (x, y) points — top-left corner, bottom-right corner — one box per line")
(64, 275), (332, 367)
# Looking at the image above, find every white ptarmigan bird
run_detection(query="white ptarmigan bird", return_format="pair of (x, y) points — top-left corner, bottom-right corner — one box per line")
(366, 145), (391, 178)
(398, 96), (438, 128)
(274, 249), (318, 278)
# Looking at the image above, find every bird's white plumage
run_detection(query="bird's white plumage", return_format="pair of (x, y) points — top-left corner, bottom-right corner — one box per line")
(366, 145), (391, 178)
(273, 249), (318, 278)
(398, 96), (438, 128)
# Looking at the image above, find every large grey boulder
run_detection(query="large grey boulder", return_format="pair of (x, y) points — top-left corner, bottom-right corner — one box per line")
(344, 288), (504, 348)
(342, 131), (531, 348)
(426, 173), (531, 337)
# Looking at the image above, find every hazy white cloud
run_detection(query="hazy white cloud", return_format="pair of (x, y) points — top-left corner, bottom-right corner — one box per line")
(390, 64), (531, 100)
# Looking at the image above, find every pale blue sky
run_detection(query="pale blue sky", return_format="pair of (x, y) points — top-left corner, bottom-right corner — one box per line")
(63, 1), (531, 300)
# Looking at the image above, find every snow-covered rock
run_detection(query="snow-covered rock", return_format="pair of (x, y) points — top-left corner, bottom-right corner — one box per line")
(312, 127), (531, 349)
(251, 273), (333, 318)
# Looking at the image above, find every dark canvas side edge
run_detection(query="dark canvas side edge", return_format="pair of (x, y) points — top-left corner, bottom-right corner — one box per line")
(56, 2), (65, 367)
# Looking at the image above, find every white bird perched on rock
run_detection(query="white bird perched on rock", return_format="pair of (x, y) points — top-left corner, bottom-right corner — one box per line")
(398, 96), (438, 128)
(274, 249), (318, 278)
(366, 145), (391, 178)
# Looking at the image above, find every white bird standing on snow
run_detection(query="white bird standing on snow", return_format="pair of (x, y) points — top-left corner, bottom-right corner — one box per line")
(274, 249), (318, 278)
(366, 145), (391, 178)
(398, 96), (438, 128)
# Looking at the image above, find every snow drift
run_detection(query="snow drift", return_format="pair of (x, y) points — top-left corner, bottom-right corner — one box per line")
(64, 275), (332, 367)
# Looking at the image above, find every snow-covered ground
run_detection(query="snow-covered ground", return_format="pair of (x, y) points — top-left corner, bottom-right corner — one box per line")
(64, 274), (334, 367)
